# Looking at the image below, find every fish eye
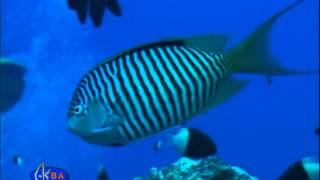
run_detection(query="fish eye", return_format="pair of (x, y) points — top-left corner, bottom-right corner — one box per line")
(72, 104), (89, 117)
(74, 107), (80, 113)
(73, 105), (83, 115)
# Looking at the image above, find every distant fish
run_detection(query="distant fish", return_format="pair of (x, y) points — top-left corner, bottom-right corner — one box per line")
(266, 76), (273, 85)
(97, 165), (108, 180)
(154, 128), (217, 159)
(67, 0), (122, 27)
(315, 128), (319, 136)
(13, 155), (24, 166)
(279, 157), (319, 180)
(67, 0), (317, 146)
(0, 59), (26, 112)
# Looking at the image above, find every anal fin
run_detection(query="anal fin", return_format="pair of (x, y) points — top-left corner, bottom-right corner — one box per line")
(201, 77), (249, 114)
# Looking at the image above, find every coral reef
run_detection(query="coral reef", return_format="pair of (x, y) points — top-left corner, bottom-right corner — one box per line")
(135, 156), (258, 180)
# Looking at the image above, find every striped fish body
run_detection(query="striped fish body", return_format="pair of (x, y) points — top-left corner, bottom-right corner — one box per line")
(70, 40), (231, 144)
(69, 1), (308, 145)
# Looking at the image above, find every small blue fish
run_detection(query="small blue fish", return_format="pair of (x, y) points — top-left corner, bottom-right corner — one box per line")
(13, 155), (24, 166)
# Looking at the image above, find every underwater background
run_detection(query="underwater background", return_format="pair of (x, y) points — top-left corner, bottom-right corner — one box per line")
(0, 0), (319, 179)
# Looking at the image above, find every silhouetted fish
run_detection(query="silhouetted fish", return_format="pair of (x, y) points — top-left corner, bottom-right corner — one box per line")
(279, 157), (319, 180)
(67, 0), (122, 27)
(0, 59), (26, 112)
(97, 165), (108, 180)
(267, 76), (273, 85)
(13, 155), (24, 166)
(155, 128), (217, 159)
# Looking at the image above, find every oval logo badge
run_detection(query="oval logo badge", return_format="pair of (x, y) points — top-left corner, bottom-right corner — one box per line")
(30, 162), (69, 180)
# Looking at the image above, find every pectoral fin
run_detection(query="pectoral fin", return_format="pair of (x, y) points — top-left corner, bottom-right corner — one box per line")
(200, 77), (249, 114)
(107, 100), (127, 127)
(211, 77), (249, 107)
(102, 113), (125, 128)
(83, 127), (128, 146)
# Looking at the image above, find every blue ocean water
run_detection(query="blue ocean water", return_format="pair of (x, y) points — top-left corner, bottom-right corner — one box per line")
(1, 0), (319, 179)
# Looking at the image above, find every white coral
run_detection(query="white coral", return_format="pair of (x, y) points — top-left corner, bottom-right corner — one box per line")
(174, 157), (201, 172)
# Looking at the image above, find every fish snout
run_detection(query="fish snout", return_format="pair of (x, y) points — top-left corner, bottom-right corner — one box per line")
(67, 121), (75, 132)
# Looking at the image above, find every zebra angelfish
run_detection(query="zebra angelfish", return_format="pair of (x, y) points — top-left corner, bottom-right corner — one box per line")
(67, 0), (310, 146)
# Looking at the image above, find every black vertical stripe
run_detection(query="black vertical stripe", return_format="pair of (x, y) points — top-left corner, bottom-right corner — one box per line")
(161, 47), (187, 119)
(121, 57), (149, 136)
(103, 63), (138, 140)
(110, 60), (144, 139)
(151, 48), (179, 127)
(177, 46), (206, 110)
(193, 49), (221, 99)
(129, 53), (158, 132)
(97, 66), (132, 141)
(137, 51), (166, 129)
(91, 69), (102, 97)
(207, 54), (223, 80)
(145, 49), (174, 127)
(184, 47), (211, 106)
(91, 69), (108, 107)
(218, 53), (230, 73)
(96, 66), (113, 111)
(109, 62), (118, 75)
(187, 47), (216, 105)
(116, 58), (149, 135)
(200, 51), (223, 80)
(85, 75), (96, 98)
(213, 54), (227, 76)
(76, 88), (86, 104)
(171, 46), (198, 115)
(78, 83), (91, 102)
(143, 50), (173, 128)
(181, 47), (208, 109)
(119, 124), (132, 141)
(155, 48), (184, 126)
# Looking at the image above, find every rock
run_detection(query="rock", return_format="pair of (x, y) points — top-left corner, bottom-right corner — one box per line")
(136, 156), (258, 180)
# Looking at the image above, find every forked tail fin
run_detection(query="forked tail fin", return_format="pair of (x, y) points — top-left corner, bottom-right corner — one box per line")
(228, 0), (317, 75)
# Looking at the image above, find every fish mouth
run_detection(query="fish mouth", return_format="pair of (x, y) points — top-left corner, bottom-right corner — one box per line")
(67, 123), (81, 135)
(67, 122), (74, 131)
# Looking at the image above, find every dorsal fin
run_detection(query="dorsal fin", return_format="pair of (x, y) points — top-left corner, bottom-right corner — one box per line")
(99, 34), (229, 66)
(172, 34), (229, 53)
(99, 40), (185, 65)
(130, 40), (185, 52)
